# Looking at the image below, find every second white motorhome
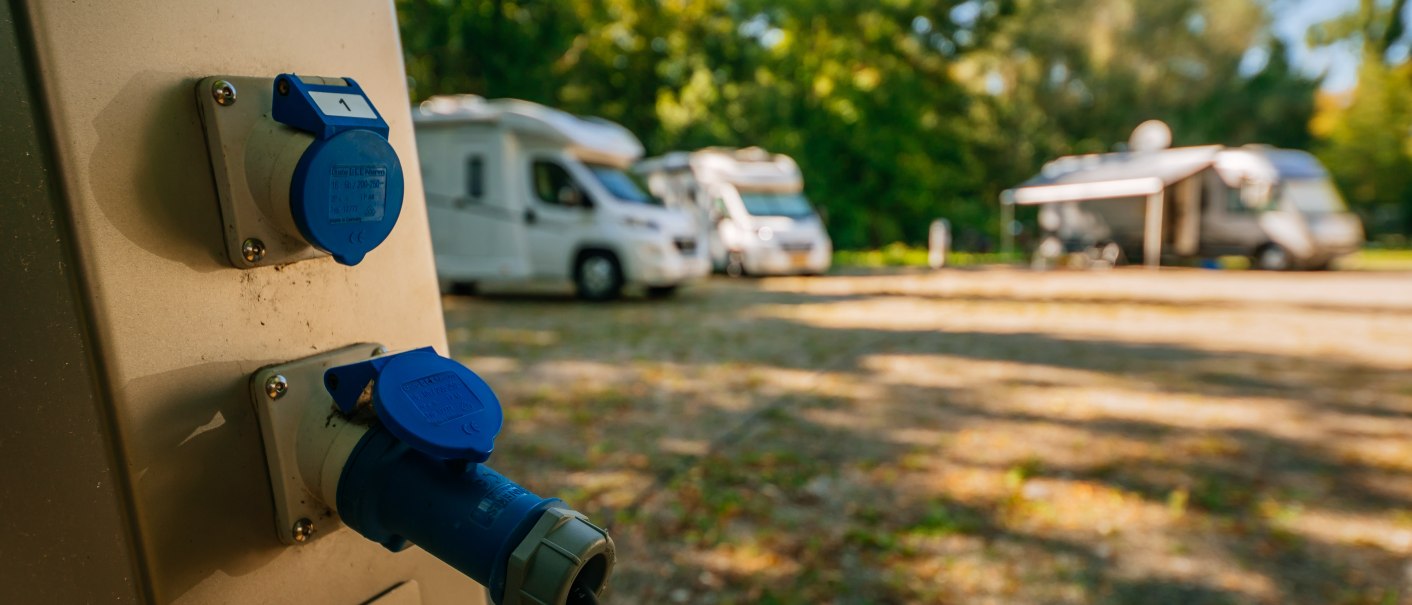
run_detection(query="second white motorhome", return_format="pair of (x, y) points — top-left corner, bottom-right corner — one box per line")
(415, 96), (709, 299)
(637, 147), (832, 276)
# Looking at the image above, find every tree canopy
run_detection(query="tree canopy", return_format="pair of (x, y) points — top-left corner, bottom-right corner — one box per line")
(398, 0), (1403, 249)
(1308, 0), (1412, 235)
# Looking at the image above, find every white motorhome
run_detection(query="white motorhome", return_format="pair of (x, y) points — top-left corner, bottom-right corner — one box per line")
(415, 96), (709, 299)
(1003, 144), (1365, 270)
(637, 147), (832, 276)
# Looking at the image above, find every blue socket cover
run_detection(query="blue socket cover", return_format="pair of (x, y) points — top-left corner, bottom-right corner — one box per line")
(272, 73), (404, 266)
(324, 348), (503, 463)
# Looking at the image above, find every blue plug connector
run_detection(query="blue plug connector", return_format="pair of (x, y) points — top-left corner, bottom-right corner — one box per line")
(322, 348), (614, 605)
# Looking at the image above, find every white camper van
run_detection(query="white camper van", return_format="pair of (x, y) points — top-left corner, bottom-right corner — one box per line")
(637, 147), (832, 276)
(415, 96), (709, 299)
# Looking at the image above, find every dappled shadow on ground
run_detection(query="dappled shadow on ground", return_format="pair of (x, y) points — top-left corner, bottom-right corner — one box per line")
(445, 273), (1412, 605)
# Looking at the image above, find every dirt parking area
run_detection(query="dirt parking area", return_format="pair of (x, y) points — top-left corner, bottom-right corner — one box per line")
(443, 268), (1412, 605)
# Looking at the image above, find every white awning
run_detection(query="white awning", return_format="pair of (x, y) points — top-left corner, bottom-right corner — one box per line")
(1008, 177), (1165, 205)
(1002, 145), (1221, 205)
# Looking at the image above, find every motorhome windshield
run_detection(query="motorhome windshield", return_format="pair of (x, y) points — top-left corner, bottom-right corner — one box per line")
(739, 191), (815, 218)
(1281, 178), (1347, 214)
(586, 163), (662, 206)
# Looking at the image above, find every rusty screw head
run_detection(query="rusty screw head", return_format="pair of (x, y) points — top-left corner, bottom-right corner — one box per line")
(277, 78), (290, 96)
(292, 518), (315, 543)
(241, 238), (266, 263)
(265, 374), (288, 400)
(212, 80), (237, 106)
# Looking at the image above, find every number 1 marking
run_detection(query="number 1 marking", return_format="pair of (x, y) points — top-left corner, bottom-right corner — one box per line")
(338, 98), (351, 111)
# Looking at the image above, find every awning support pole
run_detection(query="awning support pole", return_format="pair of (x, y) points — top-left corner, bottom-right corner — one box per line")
(1143, 191), (1164, 269)
(1001, 198), (1014, 259)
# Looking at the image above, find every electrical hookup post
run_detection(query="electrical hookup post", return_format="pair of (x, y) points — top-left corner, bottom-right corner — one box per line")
(2, 2), (614, 603)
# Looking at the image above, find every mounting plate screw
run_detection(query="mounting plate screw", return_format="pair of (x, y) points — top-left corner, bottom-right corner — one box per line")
(212, 80), (237, 106)
(265, 375), (288, 400)
(292, 518), (315, 543)
(241, 238), (266, 263)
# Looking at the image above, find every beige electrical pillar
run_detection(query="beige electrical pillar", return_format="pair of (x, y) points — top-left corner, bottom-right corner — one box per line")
(2, 1), (488, 603)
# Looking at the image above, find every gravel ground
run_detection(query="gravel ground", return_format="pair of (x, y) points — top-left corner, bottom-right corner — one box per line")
(443, 267), (1412, 605)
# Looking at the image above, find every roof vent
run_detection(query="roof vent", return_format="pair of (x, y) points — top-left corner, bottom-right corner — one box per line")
(1129, 120), (1173, 152)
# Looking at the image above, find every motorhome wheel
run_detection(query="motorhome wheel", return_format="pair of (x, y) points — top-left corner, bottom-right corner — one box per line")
(1031, 236), (1063, 271)
(725, 251), (746, 277)
(1254, 244), (1292, 271)
(449, 281), (479, 296)
(575, 252), (624, 301)
(1099, 242), (1124, 266)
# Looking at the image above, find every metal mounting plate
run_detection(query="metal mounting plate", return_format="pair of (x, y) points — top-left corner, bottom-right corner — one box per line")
(250, 343), (386, 545)
(195, 75), (324, 268)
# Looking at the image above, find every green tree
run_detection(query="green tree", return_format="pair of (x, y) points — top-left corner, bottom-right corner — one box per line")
(960, 0), (1318, 153)
(1309, 0), (1412, 235)
(396, 0), (1339, 249)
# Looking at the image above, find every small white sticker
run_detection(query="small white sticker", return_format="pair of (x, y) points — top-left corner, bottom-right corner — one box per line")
(309, 91), (377, 120)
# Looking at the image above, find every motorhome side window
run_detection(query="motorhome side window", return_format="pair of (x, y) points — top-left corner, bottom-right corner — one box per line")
(532, 160), (584, 207)
(466, 156), (484, 199)
(1232, 179), (1274, 213)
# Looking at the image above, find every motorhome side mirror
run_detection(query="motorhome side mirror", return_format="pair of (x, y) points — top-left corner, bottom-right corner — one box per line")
(710, 197), (728, 223)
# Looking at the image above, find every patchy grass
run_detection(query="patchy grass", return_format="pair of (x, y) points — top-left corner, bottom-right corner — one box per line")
(445, 268), (1412, 604)
(834, 242), (1022, 268)
(834, 243), (1412, 273)
(1339, 248), (1412, 271)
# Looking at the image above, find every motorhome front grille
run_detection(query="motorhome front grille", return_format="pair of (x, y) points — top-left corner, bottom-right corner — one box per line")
(674, 237), (698, 254)
(779, 241), (813, 252)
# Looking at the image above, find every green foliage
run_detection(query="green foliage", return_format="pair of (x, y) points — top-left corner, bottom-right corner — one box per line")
(832, 242), (1020, 268)
(1342, 247), (1412, 270)
(396, 0), (1366, 248)
(1314, 62), (1412, 233)
(1309, 1), (1412, 234)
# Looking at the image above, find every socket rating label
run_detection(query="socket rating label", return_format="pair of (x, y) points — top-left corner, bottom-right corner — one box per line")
(329, 164), (388, 224)
(401, 371), (484, 426)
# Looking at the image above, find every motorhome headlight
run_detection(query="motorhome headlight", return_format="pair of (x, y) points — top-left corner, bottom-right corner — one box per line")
(622, 216), (661, 232)
(755, 226), (774, 242)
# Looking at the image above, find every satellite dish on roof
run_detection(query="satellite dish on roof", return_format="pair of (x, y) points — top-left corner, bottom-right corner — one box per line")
(1129, 120), (1172, 152)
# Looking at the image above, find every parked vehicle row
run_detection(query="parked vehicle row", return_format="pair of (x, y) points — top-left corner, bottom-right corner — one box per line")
(416, 96), (708, 300)
(417, 101), (1364, 301)
(415, 96), (831, 300)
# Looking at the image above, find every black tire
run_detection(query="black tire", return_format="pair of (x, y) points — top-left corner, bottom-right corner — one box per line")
(1031, 236), (1063, 270)
(448, 281), (479, 296)
(1098, 242), (1124, 266)
(574, 251), (623, 301)
(1253, 244), (1292, 271)
(724, 251), (746, 277)
(645, 285), (678, 299)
